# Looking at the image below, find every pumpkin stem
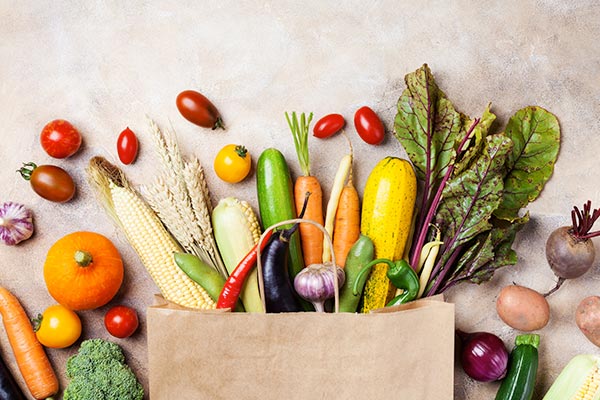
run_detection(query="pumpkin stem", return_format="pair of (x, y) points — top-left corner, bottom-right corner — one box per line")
(74, 250), (93, 267)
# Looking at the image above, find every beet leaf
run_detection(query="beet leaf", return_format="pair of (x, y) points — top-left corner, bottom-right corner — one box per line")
(393, 64), (561, 296)
(426, 134), (513, 295)
(494, 106), (561, 221)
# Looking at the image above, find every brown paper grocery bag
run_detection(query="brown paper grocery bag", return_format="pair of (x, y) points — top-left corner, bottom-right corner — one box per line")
(147, 296), (454, 400)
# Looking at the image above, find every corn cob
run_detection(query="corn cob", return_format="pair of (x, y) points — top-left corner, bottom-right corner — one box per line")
(87, 156), (215, 310)
(543, 355), (600, 400)
(212, 197), (263, 312)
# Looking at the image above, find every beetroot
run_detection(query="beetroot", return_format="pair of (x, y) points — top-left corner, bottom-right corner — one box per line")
(545, 201), (600, 296)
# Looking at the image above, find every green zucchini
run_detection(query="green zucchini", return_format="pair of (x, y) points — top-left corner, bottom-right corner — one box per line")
(339, 234), (374, 312)
(256, 148), (305, 279)
(495, 334), (540, 400)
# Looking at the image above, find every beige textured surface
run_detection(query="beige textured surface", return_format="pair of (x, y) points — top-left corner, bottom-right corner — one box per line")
(1, 1), (600, 399)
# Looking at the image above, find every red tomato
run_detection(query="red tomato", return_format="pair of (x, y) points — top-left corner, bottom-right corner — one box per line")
(117, 127), (139, 165)
(104, 305), (139, 339)
(313, 114), (345, 138)
(354, 106), (385, 145)
(176, 90), (224, 130)
(40, 119), (82, 158)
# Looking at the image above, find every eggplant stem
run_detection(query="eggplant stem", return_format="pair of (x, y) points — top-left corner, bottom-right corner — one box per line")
(543, 277), (565, 297)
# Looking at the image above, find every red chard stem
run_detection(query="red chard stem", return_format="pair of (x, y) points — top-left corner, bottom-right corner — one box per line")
(409, 118), (480, 270)
(425, 244), (463, 296)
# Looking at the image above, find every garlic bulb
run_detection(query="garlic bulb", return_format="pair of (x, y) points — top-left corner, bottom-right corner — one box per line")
(293, 263), (345, 312)
(0, 202), (34, 245)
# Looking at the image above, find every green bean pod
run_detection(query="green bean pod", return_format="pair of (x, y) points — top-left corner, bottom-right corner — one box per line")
(174, 253), (244, 311)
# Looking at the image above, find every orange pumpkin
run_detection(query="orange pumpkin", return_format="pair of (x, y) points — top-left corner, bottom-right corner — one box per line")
(44, 231), (124, 310)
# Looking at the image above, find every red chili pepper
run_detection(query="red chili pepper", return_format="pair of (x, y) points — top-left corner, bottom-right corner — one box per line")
(217, 229), (274, 310)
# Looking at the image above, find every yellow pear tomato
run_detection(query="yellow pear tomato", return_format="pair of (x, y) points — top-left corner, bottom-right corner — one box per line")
(214, 144), (252, 183)
(34, 304), (82, 348)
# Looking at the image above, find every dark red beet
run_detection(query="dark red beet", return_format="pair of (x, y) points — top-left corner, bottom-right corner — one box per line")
(544, 201), (600, 296)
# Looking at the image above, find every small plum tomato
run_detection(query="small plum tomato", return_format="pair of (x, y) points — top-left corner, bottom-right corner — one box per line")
(116, 127), (139, 165)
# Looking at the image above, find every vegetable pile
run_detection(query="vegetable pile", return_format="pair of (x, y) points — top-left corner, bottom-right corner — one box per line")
(76, 68), (567, 318)
(7, 63), (600, 400)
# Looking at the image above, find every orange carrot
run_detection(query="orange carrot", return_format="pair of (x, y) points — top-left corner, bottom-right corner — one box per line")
(294, 176), (324, 265)
(332, 174), (360, 267)
(0, 286), (58, 400)
(286, 111), (324, 266)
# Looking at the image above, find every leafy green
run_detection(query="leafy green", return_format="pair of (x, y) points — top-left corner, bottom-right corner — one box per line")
(395, 64), (465, 201)
(393, 64), (560, 295)
(495, 106), (561, 220)
(453, 103), (497, 175)
(445, 214), (529, 290)
(436, 134), (513, 251)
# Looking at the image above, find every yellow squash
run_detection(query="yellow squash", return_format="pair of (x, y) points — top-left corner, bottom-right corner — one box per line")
(360, 157), (417, 312)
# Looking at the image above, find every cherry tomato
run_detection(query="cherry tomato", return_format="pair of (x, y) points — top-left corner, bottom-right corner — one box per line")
(354, 106), (385, 145)
(214, 144), (252, 183)
(176, 90), (224, 130)
(313, 114), (345, 138)
(117, 127), (139, 165)
(40, 119), (82, 158)
(104, 305), (139, 339)
(34, 304), (82, 348)
(18, 162), (75, 202)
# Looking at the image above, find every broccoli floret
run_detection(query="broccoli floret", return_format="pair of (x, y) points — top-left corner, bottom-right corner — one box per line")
(65, 339), (125, 379)
(64, 339), (144, 400)
(63, 376), (106, 400)
(70, 338), (125, 365)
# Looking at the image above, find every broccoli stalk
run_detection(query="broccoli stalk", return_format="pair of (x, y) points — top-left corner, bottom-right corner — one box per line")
(63, 339), (144, 400)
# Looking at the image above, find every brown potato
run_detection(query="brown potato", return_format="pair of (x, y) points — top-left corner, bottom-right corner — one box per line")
(576, 296), (600, 347)
(496, 285), (550, 331)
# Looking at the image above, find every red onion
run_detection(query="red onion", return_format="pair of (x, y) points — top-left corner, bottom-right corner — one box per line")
(458, 330), (508, 382)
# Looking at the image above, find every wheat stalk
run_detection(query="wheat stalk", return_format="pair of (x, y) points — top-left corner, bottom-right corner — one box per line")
(145, 119), (227, 278)
(183, 157), (226, 274)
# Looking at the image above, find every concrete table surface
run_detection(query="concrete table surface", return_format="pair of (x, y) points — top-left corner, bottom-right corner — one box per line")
(2, 1), (600, 399)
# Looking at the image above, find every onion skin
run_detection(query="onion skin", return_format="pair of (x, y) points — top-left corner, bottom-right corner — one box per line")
(458, 331), (509, 382)
(546, 226), (595, 280)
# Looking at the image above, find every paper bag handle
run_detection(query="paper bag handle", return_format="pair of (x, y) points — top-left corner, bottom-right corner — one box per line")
(256, 218), (339, 313)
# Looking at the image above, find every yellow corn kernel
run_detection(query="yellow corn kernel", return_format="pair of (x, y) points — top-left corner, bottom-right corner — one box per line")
(543, 355), (600, 400)
(111, 183), (215, 310)
(572, 366), (599, 400)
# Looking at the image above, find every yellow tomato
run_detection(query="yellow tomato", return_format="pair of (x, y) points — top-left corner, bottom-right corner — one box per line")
(35, 304), (82, 348)
(214, 144), (252, 183)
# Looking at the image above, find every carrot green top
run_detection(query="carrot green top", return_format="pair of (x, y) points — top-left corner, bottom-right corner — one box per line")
(285, 111), (313, 177)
